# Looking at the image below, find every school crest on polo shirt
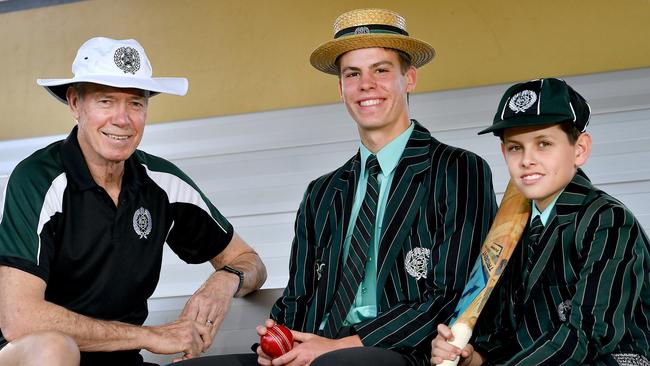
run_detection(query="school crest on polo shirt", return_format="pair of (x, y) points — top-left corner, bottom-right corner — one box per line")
(114, 46), (141, 74)
(405, 247), (430, 280)
(508, 90), (537, 113)
(133, 207), (152, 239)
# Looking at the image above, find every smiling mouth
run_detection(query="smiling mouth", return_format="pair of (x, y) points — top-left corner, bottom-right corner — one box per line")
(102, 132), (130, 141)
(522, 173), (543, 182)
(359, 99), (383, 107)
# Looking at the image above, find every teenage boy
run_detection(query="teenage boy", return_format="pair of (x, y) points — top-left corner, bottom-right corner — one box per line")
(254, 8), (498, 366)
(430, 78), (650, 365)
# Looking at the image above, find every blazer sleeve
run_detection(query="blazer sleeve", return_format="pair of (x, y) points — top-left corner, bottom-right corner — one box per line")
(352, 151), (498, 349)
(270, 181), (318, 330)
(506, 205), (647, 365)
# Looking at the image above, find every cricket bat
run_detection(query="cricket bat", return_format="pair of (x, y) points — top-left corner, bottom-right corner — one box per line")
(440, 180), (530, 366)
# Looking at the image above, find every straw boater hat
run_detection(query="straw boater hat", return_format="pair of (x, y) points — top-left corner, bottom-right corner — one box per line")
(37, 37), (188, 104)
(310, 8), (435, 75)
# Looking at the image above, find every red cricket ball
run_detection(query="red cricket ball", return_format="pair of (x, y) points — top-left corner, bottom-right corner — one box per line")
(260, 324), (294, 358)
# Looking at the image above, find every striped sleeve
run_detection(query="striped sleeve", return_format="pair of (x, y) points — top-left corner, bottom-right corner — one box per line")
(0, 147), (66, 281)
(136, 151), (233, 263)
(270, 179), (319, 330)
(508, 203), (646, 365)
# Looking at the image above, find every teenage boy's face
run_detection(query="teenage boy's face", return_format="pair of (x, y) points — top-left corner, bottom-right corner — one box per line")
(501, 124), (591, 211)
(338, 47), (416, 149)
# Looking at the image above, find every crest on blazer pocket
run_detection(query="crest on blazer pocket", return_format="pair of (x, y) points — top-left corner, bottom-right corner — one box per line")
(405, 247), (431, 280)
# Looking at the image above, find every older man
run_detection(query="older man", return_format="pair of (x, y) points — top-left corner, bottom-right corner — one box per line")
(0, 37), (266, 366)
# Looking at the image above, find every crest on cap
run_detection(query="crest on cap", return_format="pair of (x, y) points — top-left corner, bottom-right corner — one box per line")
(114, 46), (141, 74)
(478, 78), (591, 135)
(508, 90), (538, 113)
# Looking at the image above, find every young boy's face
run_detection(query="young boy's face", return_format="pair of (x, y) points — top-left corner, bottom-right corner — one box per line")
(501, 124), (591, 211)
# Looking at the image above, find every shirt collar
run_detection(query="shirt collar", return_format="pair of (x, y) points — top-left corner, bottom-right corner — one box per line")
(359, 121), (414, 176)
(531, 189), (563, 226)
(60, 126), (145, 192)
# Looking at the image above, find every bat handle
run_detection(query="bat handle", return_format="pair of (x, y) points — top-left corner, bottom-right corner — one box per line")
(438, 322), (473, 366)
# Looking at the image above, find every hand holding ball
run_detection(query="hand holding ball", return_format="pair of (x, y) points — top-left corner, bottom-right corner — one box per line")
(260, 324), (294, 358)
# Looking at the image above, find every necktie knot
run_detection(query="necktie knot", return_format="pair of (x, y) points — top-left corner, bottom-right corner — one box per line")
(366, 155), (380, 179)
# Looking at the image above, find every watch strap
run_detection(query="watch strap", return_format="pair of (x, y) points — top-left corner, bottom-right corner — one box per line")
(220, 265), (244, 296)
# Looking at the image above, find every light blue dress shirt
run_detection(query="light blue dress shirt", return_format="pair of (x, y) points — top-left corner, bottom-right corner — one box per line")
(531, 189), (563, 225)
(319, 122), (415, 329)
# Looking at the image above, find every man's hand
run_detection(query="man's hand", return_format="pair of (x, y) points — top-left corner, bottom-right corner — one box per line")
(430, 324), (481, 366)
(179, 269), (237, 349)
(143, 319), (210, 360)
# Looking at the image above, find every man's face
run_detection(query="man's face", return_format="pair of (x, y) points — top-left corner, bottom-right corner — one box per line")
(68, 83), (147, 167)
(501, 124), (591, 211)
(338, 48), (416, 139)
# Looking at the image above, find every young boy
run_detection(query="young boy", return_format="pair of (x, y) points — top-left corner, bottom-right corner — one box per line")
(431, 78), (650, 365)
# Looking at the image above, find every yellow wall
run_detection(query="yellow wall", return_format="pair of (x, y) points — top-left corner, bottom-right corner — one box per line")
(1, 0), (649, 140)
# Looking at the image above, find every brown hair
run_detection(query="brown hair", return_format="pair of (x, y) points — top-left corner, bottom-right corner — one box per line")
(335, 48), (413, 76)
(496, 121), (582, 144)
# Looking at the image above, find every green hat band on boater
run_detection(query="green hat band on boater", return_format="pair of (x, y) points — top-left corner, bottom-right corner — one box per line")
(334, 24), (409, 38)
(478, 78), (591, 135)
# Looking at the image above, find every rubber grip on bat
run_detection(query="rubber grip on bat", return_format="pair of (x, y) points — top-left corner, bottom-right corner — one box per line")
(438, 322), (473, 366)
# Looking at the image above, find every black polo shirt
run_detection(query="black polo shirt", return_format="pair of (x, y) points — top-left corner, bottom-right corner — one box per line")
(0, 127), (233, 364)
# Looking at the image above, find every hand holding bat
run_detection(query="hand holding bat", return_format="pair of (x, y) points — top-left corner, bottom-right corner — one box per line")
(435, 181), (530, 366)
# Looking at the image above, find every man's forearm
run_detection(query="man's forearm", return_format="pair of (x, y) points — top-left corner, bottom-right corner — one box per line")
(6, 299), (148, 352)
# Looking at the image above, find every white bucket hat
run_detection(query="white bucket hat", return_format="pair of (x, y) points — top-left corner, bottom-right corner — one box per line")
(37, 37), (188, 104)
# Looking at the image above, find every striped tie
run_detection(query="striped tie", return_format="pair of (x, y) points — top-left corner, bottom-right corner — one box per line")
(324, 155), (380, 338)
(523, 215), (544, 285)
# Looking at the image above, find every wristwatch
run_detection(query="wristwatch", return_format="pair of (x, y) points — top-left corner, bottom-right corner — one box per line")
(220, 265), (244, 296)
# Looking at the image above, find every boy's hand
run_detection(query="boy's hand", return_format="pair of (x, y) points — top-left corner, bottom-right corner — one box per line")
(256, 319), (278, 365)
(430, 324), (478, 366)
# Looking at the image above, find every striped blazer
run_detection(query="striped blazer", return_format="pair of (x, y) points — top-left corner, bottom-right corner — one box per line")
(474, 169), (650, 365)
(271, 121), (497, 365)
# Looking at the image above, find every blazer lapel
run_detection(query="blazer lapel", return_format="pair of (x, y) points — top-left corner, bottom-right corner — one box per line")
(376, 122), (432, 288)
(524, 169), (594, 301)
(313, 153), (360, 325)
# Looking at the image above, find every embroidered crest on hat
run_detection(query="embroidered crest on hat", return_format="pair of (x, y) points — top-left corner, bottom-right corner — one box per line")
(508, 90), (538, 113)
(114, 46), (141, 74)
(557, 299), (572, 322)
(405, 247), (430, 280)
(354, 26), (371, 35)
(133, 207), (152, 239)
